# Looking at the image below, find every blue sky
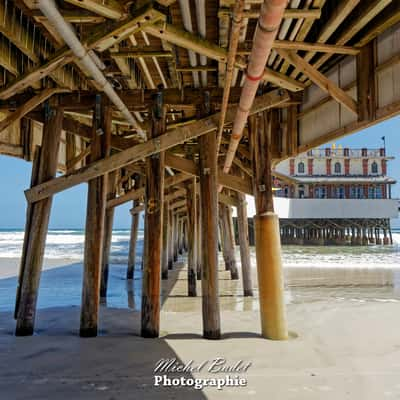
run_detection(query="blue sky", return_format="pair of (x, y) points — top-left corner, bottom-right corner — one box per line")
(0, 115), (399, 229)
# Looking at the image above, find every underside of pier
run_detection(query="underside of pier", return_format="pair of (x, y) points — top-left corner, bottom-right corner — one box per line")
(0, 0), (399, 339)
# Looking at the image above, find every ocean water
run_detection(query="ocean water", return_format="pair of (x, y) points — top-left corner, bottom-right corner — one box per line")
(0, 227), (399, 312)
(0, 227), (399, 269)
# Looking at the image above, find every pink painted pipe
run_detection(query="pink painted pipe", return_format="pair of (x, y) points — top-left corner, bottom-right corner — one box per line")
(223, 0), (287, 174)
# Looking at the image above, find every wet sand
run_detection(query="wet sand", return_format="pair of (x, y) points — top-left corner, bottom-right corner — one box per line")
(0, 256), (400, 399)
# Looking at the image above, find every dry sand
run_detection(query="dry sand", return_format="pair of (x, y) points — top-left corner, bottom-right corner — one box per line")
(0, 259), (400, 399)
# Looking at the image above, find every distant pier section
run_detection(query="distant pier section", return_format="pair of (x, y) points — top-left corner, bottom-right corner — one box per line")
(238, 147), (398, 246)
(274, 147), (398, 245)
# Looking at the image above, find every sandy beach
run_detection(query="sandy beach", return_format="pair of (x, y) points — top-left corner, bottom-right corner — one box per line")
(1, 253), (400, 399)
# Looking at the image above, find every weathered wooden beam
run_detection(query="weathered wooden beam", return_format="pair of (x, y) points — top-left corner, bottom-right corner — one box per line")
(108, 172), (191, 209)
(0, 4), (165, 100)
(15, 102), (64, 336)
(64, 0), (125, 20)
(290, 0), (360, 81)
(168, 207), (174, 269)
(0, 2), (76, 89)
(112, 50), (173, 58)
(169, 199), (187, 210)
(66, 145), (91, 173)
(165, 153), (253, 195)
(219, 193), (239, 208)
(161, 200), (169, 280)
(130, 203), (145, 215)
(80, 99), (110, 337)
(0, 89), (66, 134)
(312, 0), (393, 72)
(196, 193), (202, 279)
(165, 188), (187, 202)
(144, 22), (305, 92)
(55, 87), (243, 110)
(198, 100), (220, 339)
(0, 141), (23, 157)
(272, 40), (359, 55)
(141, 91), (166, 338)
(186, 178), (197, 296)
(357, 41), (376, 122)
(277, 49), (358, 115)
(236, 192), (253, 296)
(100, 134), (117, 300)
(127, 175), (142, 280)
(176, 66), (218, 72)
(355, 2), (400, 48)
(0, 2), (38, 63)
(219, 204), (239, 280)
(26, 90), (289, 202)
(33, 9), (107, 24)
(279, 0), (327, 78)
(285, 105), (298, 157)
(14, 146), (41, 319)
(219, 7), (321, 20)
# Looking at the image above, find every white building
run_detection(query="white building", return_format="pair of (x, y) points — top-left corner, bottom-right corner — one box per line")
(260, 147), (397, 245)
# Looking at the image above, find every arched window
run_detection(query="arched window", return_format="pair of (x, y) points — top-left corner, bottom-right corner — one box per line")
(334, 162), (341, 174)
(298, 162), (305, 174)
(371, 161), (378, 174)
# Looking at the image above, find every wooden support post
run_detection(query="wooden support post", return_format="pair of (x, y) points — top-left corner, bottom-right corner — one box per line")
(15, 101), (63, 336)
(357, 40), (376, 122)
(127, 175), (142, 280)
(198, 94), (221, 339)
(178, 218), (184, 255)
(186, 178), (197, 297)
(226, 205), (239, 280)
(15, 146), (41, 320)
(219, 204), (239, 279)
(80, 98), (110, 337)
(286, 105), (298, 157)
(100, 114), (116, 298)
(100, 170), (117, 299)
(141, 89), (166, 338)
(250, 111), (288, 340)
(168, 208), (174, 269)
(173, 214), (179, 262)
(161, 200), (169, 280)
(236, 193), (253, 296)
(219, 211), (230, 271)
(196, 193), (202, 280)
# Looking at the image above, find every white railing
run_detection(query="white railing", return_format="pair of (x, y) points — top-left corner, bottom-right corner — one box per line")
(304, 148), (384, 157)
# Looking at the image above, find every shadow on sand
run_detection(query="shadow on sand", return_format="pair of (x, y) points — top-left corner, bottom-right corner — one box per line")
(0, 259), (209, 399)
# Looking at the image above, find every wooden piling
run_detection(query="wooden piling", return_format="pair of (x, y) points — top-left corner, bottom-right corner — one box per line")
(250, 111), (288, 340)
(161, 200), (169, 280)
(141, 90), (166, 338)
(236, 192), (253, 296)
(186, 178), (197, 296)
(15, 101), (63, 336)
(127, 175), (142, 280)
(15, 145), (41, 319)
(219, 212), (230, 271)
(196, 194), (202, 280)
(100, 170), (117, 299)
(198, 95), (221, 339)
(178, 218), (184, 255)
(80, 99), (111, 337)
(173, 214), (179, 262)
(168, 208), (174, 270)
(225, 205), (239, 280)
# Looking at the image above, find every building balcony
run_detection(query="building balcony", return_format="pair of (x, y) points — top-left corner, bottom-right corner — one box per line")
(273, 198), (399, 219)
(303, 148), (392, 158)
